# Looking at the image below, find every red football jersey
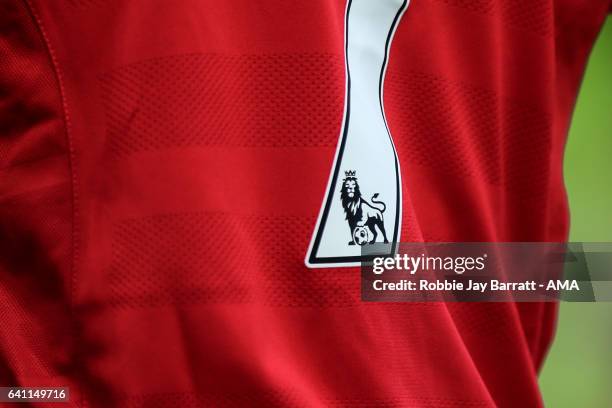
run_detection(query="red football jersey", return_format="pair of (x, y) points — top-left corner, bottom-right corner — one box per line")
(1, 0), (609, 407)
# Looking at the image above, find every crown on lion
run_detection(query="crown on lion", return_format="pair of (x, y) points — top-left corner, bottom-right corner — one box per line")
(344, 170), (356, 177)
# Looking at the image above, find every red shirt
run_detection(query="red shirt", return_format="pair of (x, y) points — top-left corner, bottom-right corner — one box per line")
(1, 0), (609, 406)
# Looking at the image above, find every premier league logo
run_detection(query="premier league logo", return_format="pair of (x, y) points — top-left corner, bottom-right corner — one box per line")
(340, 170), (389, 246)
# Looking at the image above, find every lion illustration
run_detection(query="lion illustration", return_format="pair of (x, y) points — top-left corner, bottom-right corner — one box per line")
(340, 170), (389, 246)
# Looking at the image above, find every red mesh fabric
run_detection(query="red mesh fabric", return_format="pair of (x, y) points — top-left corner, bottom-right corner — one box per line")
(101, 54), (343, 156)
(108, 212), (357, 308)
(432, 0), (552, 36)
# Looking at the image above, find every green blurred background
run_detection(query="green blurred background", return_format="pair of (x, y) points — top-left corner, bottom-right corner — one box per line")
(539, 17), (612, 408)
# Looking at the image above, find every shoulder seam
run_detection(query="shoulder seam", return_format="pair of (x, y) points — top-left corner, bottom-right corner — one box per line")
(21, 0), (80, 332)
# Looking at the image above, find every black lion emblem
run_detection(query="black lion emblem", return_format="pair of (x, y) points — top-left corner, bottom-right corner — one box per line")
(340, 170), (389, 246)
